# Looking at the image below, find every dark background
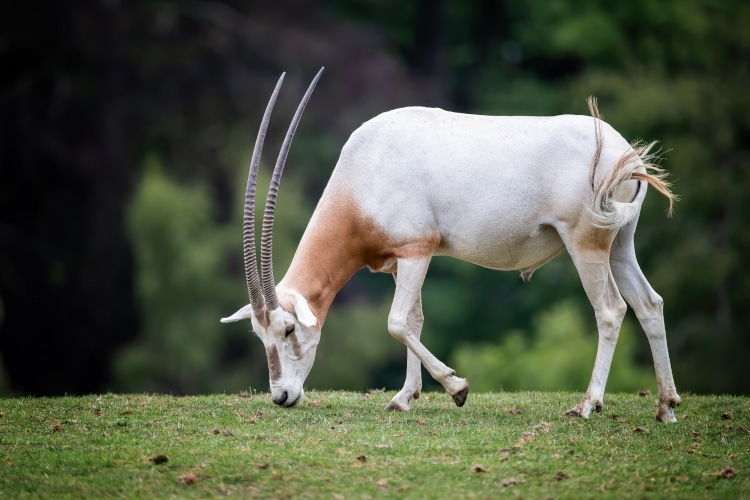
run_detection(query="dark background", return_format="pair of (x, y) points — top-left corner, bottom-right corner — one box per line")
(1, 0), (748, 396)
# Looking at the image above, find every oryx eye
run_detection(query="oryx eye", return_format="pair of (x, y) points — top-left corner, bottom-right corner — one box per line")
(285, 324), (295, 337)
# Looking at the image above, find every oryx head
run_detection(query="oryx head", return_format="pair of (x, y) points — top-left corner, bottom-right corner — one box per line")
(221, 68), (324, 407)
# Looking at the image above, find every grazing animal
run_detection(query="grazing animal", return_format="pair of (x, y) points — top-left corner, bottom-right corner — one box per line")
(221, 68), (681, 422)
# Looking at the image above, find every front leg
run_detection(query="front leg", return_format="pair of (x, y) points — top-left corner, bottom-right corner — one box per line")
(387, 283), (424, 411)
(387, 257), (469, 407)
(388, 344), (423, 411)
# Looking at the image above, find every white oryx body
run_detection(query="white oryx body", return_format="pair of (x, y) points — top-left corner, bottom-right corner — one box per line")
(322, 107), (633, 272)
(222, 68), (681, 422)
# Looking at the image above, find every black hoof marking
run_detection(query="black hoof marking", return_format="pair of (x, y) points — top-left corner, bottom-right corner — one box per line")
(451, 385), (470, 407)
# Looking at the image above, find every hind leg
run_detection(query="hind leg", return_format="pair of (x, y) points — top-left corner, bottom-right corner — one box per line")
(563, 228), (627, 418)
(610, 221), (680, 422)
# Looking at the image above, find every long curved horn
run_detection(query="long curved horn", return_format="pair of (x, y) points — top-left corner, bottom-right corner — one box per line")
(260, 67), (324, 310)
(243, 73), (285, 313)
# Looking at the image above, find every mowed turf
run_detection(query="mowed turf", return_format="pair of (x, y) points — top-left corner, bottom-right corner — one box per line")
(0, 391), (747, 498)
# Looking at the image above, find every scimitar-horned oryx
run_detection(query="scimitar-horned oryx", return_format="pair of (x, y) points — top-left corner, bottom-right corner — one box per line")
(221, 68), (681, 422)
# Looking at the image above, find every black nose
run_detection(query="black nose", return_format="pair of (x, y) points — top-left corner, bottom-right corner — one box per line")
(272, 391), (289, 406)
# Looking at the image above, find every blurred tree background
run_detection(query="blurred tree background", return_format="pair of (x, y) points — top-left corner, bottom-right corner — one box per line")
(1, 0), (748, 396)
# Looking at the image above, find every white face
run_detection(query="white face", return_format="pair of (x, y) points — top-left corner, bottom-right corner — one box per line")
(221, 290), (319, 407)
(251, 306), (320, 407)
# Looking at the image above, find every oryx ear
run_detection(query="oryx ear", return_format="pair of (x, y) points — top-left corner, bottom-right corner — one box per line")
(292, 294), (317, 328)
(220, 304), (255, 323)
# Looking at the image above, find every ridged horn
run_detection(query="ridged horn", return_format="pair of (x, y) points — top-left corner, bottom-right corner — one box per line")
(243, 73), (285, 313)
(260, 67), (324, 310)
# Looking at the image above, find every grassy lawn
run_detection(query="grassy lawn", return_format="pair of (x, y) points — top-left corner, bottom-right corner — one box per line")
(0, 391), (747, 498)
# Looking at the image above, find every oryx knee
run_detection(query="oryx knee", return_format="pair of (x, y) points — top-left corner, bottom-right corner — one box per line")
(644, 292), (664, 315)
(387, 313), (409, 343)
(596, 300), (627, 342)
(639, 293), (667, 341)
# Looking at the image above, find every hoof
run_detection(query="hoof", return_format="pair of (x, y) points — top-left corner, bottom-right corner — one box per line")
(567, 397), (601, 419)
(450, 381), (470, 407)
(655, 412), (676, 423)
(655, 407), (678, 423)
(655, 396), (680, 423)
(566, 402), (590, 419)
(386, 401), (409, 412)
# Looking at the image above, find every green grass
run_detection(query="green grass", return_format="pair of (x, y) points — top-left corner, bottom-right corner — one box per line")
(0, 391), (747, 498)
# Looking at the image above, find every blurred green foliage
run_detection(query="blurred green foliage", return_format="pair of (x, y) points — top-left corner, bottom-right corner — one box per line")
(112, 0), (748, 397)
(115, 155), (246, 393)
